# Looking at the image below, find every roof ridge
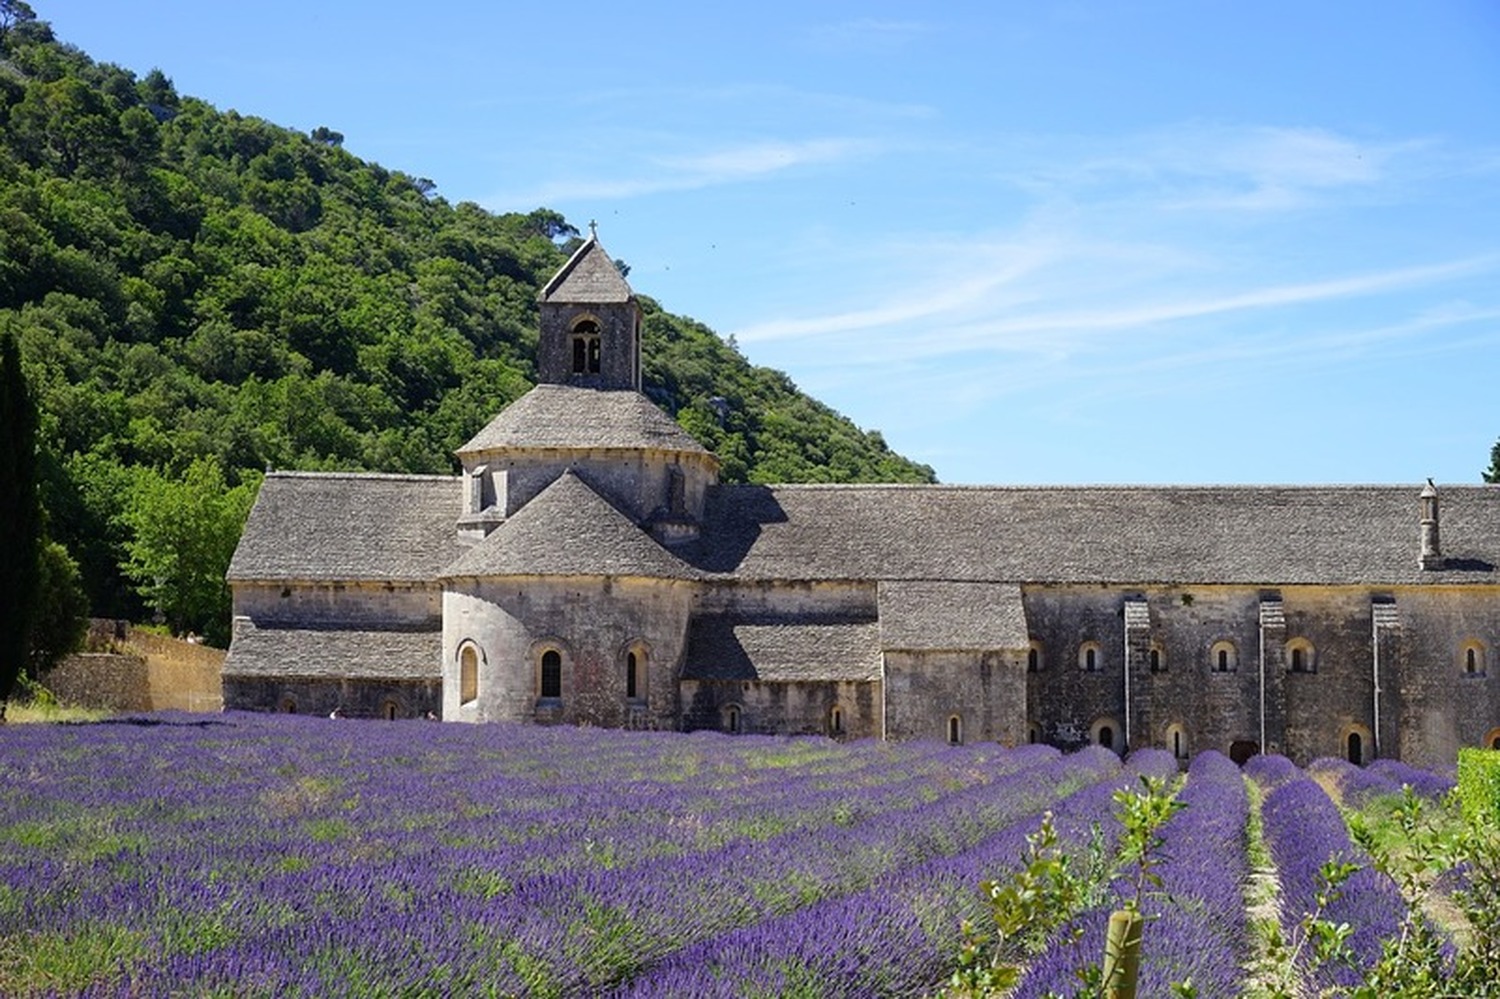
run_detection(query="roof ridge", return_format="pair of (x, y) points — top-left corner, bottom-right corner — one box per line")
(265, 470), (458, 483)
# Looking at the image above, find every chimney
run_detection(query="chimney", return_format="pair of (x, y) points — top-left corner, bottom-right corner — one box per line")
(1419, 479), (1442, 571)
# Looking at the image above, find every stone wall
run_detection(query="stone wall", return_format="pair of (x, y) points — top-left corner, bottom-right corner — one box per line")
(224, 676), (441, 719)
(44, 653), (151, 711)
(883, 650), (1026, 745)
(444, 575), (695, 729)
(680, 678), (879, 738)
(234, 582), (441, 628)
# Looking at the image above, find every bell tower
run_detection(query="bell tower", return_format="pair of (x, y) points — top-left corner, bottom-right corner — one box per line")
(535, 225), (641, 390)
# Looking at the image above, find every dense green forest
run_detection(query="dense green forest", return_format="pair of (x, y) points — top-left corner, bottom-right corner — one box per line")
(0, 8), (934, 646)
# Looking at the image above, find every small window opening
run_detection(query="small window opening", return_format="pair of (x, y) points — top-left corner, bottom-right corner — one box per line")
(382, 700), (399, 721)
(725, 704), (741, 734)
(279, 696), (297, 714)
(1098, 725), (1114, 750)
(1218, 649), (1228, 671)
(1086, 648), (1097, 671)
(1027, 647), (1039, 673)
(829, 706), (844, 737)
(1028, 723), (1041, 745)
(1211, 641), (1237, 673)
(1292, 647), (1305, 672)
(540, 649), (562, 699)
(626, 651), (639, 700)
(1347, 731), (1363, 765)
(1149, 648), (1162, 673)
(947, 715), (963, 745)
(1173, 729), (1183, 759)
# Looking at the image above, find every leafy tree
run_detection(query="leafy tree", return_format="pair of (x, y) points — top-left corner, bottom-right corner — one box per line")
(27, 538), (87, 674)
(0, 0), (35, 50)
(0, 330), (40, 717)
(122, 459), (260, 646)
(1485, 439), (1499, 484)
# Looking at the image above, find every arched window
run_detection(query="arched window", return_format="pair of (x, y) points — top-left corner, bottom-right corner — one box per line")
(1027, 722), (1041, 745)
(1165, 723), (1188, 761)
(1462, 641), (1486, 676)
(1488, 727), (1500, 751)
(829, 706), (844, 737)
(459, 645), (479, 704)
(625, 649), (644, 701)
(540, 649), (562, 699)
(1342, 724), (1372, 765)
(1210, 641), (1238, 673)
(1079, 641), (1102, 672)
(947, 715), (963, 745)
(1028, 640), (1043, 673)
(1090, 717), (1120, 753)
(724, 704), (741, 734)
(279, 696), (297, 714)
(1287, 639), (1316, 675)
(381, 699), (399, 721)
(571, 319), (601, 375)
(1149, 646), (1165, 673)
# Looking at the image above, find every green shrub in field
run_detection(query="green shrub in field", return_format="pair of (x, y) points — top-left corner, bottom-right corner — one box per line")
(1457, 748), (1500, 827)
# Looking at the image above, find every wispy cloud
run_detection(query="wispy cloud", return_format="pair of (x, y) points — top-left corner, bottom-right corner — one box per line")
(1002, 124), (1405, 212)
(499, 136), (879, 206)
(801, 18), (934, 54)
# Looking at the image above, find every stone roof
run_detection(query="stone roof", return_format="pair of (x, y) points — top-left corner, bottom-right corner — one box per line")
(687, 484), (1500, 586)
(538, 235), (633, 304)
(228, 473), (461, 582)
(879, 581), (1029, 650)
(457, 385), (711, 456)
(443, 471), (699, 580)
(223, 621), (440, 680)
(683, 614), (882, 682)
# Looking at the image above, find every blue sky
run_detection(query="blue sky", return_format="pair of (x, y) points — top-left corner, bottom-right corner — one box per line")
(46, 2), (1500, 485)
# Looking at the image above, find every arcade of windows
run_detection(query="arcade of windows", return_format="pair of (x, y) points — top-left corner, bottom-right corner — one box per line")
(571, 319), (601, 375)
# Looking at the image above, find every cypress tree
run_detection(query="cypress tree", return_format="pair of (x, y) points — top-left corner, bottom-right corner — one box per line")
(0, 331), (40, 718)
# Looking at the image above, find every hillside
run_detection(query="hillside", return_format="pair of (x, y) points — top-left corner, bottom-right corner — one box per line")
(0, 12), (935, 636)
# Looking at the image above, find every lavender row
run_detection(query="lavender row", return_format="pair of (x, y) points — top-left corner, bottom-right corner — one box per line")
(2, 715), (1100, 996)
(614, 747), (1180, 998)
(1252, 760), (1408, 991)
(1014, 750), (1249, 998)
(89, 744), (1096, 997)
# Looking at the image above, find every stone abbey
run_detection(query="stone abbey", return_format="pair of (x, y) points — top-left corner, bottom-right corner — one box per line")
(225, 234), (1500, 768)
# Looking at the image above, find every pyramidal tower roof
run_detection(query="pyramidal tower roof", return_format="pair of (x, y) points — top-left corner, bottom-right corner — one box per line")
(443, 471), (699, 580)
(538, 230), (633, 304)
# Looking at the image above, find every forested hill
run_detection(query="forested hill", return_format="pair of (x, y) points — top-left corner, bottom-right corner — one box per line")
(0, 13), (935, 636)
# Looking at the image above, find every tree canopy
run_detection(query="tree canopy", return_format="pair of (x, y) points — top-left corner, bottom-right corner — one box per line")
(0, 13), (935, 645)
(0, 330), (41, 712)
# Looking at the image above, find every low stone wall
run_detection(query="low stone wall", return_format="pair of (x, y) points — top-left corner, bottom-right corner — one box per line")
(45, 654), (152, 711)
(43, 623), (226, 713)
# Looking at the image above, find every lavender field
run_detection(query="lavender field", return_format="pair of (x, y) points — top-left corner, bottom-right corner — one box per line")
(0, 713), (1464, 997)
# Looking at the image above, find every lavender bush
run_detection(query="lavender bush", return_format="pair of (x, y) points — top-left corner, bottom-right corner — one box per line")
(1014, 749), (1249, 998)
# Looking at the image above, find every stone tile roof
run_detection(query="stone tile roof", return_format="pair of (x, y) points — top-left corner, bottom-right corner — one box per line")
(879, 581), (1029, 650)
(688, 484), (1500, 586)
(228, 473), (461, 582)
(443, 471), (699, 580)
(538, 236), (633, 304)
(457, 385), (711, 456)
(683, 614), (882, 682)
(223, 621), (440, 680)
